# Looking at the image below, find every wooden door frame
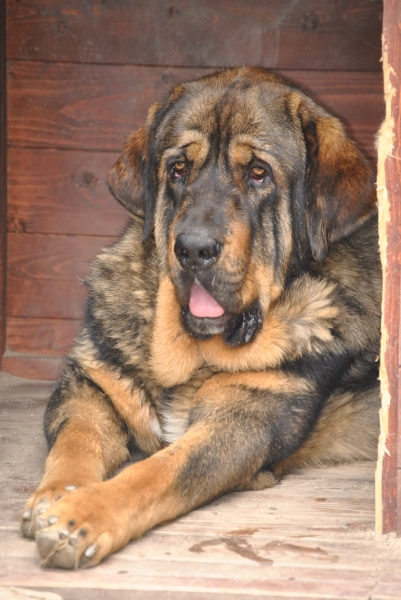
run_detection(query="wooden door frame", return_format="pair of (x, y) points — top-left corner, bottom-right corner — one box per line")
(0, 0), (7, 370)
(376, 0), (401, 535)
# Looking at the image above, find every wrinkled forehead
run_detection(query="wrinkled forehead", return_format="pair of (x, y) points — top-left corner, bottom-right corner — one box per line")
(157, 80), (303, 164)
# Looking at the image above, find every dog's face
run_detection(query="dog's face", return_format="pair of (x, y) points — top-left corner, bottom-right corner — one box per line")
(108, 67), (376, 347)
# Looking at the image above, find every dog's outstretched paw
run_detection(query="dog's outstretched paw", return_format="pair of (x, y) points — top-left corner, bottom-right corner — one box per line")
(21, 484), (79, 539)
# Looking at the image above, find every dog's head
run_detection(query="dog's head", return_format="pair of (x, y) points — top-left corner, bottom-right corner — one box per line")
(108, 67), (376, 347)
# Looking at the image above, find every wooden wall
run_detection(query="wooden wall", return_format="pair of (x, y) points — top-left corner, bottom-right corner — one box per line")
(376, 0), (401, 536)
(3, 0), (384, 380)
(0, 0), (7, 370)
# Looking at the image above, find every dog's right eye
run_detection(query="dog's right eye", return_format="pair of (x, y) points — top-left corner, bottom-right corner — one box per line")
(170, 161), (187, 179)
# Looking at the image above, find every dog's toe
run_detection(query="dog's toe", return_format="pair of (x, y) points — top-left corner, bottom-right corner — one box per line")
(21, 485), (79, 540)
(36, 526), (88, 569)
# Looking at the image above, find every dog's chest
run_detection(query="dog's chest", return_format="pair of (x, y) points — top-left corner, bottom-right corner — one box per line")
(158, 371), (212, 444)
(160, 388), (191, 444)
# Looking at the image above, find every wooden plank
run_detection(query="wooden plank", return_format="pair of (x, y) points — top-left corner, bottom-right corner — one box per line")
(1, 375), (399, 595)
(1, 352), (62, 381)
(7, 62), (213, 151)
(376, 0), (401, 535)
(7, 148), (128, 236)
(6, 317), (82, 355)
(7, 147), (377, 238)
(6, 0), (382, 72)
(0, 0), (7, 368)
(7, 233), (115, 319)
(7, 62), (384, 160)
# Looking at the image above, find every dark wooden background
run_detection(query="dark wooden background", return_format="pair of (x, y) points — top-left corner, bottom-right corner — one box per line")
(2, 0), (384, 379)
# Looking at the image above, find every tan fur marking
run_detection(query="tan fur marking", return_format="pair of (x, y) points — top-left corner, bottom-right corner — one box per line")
(200, 278), (338, 372)
(231, 142), (253, 166)
(161, 131), (209, 171)
(47, 395), (129, 481)
(152, 276), (338, 384)
(34, 426), (212, 566)
(199, 370), (314, 396)
(151, 277), (202, 386)
(222, 219), (251, 281)
(85, 366), (163, 455)
(241, 261), (279, 314)
(22, 393), (130, 538)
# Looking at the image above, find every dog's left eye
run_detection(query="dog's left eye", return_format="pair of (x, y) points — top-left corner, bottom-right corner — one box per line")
(249, 165), (270, 184)
(171, 161), (187, 179)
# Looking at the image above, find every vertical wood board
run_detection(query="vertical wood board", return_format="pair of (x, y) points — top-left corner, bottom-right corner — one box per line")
(376, 0), (401, 535)
(0, 0), (7, 369)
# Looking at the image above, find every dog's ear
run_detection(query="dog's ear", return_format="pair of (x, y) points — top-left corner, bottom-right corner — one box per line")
(108, 103), (162, 243)
(298, 99), (376, 263)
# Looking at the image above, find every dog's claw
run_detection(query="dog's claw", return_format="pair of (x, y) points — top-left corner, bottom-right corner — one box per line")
(59, 528), (70, 539)
(84, 544), (96, 558)
(48, 515), (59, 525)
(79, 544), (97, 568)
(20, 517), (34, 538)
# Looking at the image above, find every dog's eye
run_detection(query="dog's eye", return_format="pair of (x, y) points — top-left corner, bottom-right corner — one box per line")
(171, 161), (187, 179)
(249, 165), (270, 184)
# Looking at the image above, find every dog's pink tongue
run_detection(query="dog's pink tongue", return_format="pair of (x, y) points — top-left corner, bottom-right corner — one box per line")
(189, 283), (225, 318)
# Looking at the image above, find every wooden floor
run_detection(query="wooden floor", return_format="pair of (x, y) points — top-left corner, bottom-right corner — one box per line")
(1, 372), (401, 600)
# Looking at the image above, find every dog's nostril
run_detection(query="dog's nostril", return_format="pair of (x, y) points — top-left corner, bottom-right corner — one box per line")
(174, 234), (221, 270)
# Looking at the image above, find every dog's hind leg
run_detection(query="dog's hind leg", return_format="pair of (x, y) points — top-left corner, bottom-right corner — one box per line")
(272, 385), (380, 479)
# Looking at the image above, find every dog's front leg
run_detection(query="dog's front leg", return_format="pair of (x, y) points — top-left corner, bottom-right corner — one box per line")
(20, 366), (131, 540)
(31, 369), (319, 569)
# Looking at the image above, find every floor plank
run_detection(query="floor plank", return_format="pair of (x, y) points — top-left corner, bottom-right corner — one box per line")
(1, 372), (401, 599)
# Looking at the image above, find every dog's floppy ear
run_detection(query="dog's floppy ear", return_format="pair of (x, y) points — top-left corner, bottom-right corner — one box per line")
(298, 99), (376, 263)
(108, 103), (162, 243)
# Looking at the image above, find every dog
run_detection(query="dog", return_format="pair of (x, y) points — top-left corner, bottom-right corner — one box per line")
(21, 67), (381, 569)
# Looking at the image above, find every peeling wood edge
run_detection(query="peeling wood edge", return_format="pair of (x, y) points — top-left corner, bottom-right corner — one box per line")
(376, 42), (396, 534)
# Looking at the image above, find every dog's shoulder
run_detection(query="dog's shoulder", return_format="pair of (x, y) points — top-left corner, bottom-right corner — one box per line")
(72, 218), (159, 377)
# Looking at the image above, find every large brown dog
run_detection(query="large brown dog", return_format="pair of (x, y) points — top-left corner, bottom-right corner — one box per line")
(21, 67), (381, 569)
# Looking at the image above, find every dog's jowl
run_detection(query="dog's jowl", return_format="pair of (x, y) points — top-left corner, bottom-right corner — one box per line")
(21, 67), (381, 569)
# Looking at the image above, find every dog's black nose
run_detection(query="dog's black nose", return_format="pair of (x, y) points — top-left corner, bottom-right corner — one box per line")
(174, 234), (221, 270)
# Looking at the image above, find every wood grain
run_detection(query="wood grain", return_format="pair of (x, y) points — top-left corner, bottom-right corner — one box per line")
(2, 352), (62, 380)
(7, 148), (128, 236)
(377, 0), (401, 535)
(7, 233), (115, 319)
(7, 317), (82, 355)
(7, 62), (384, 159)
(0, 0), (7, 368)
(6, 0), (382, 71)
(1, 378), (401, 598)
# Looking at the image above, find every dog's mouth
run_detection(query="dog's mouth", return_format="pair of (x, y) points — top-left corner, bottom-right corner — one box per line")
(181, 282), (262, 347)
(188, 282), (225, 318)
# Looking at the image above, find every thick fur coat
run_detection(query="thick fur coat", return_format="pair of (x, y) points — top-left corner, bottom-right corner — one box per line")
(21, 67), (381, 569)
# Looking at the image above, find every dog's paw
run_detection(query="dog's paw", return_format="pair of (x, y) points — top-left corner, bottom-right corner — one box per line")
(32, 482), (129, 569)
(21, 483), (79, 539)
